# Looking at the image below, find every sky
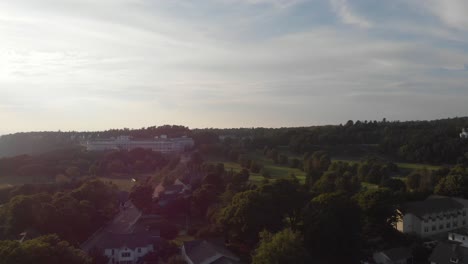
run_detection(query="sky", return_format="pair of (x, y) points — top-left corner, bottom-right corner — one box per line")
(1, 0), (468, 133)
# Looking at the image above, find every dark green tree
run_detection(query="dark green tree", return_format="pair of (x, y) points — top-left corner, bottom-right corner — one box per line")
(252, 229), (310, 264)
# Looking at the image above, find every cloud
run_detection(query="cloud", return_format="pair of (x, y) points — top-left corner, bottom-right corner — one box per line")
(419, 0), (468, 30)
(330, 0), (372, 28)
(0, 0), (467, 131)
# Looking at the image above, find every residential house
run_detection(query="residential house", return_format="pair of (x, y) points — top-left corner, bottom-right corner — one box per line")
(373, 247), (413, 264)
(181, 240), (241, 264)
(429, 241), (468, 264)
(397, 197), (468, 237)
(153, 179), (191, 207)
(81, 202), (161, 264)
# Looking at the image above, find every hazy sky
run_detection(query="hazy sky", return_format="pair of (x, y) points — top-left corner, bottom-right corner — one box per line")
(1, 0), (468, 133)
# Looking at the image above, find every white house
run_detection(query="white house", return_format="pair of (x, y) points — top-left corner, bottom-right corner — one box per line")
(101, 234), (155, 264)
(81, 202), (161, 264)
(85, 135), (194, 153)
(397, 197), (468, 237)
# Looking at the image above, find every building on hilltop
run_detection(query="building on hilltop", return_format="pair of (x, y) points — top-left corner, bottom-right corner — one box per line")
(84, 135), (194, 153)
(396, 196), (468, 237)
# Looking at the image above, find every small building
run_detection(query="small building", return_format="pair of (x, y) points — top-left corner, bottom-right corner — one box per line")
(449, 228), (468, 248)
(153, 179), (191, 207)
(373, 247), (413, 264)
(181, 240), (241, 264)
(429, 241), (468, 264)
(461, 129), (468, 139)
(396, 197), (468, 237)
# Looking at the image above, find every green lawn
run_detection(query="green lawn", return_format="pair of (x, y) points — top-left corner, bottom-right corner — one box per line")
(395, 162), (441, 171)
(207, 150), (306, 185)
(98, 177), (137, 192)
(361, 182), (379, 190)
(0, 175), (53, 187)
(332, 158), (441, 171)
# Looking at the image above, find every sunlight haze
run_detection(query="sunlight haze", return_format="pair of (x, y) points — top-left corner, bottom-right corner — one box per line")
(1, 0), (468, 132)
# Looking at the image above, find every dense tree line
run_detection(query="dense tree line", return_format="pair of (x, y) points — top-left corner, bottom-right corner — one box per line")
(0, 179), (118, 243)
(0, 234), (91, 264)
(195, 117), (468, 164)
(0, 148), (168, 180)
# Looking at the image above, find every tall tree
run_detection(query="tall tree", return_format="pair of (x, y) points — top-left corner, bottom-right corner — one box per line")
(252, 229), (310, 264)
(303, 192), (362, 263)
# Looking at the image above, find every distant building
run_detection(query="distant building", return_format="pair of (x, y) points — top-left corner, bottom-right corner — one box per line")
(461, 129), (468, 139)
(373, 247), (413, 264)
(181, 240), (241, 264)
(84, 135), (194, 153)
(397, 197), (468, 237)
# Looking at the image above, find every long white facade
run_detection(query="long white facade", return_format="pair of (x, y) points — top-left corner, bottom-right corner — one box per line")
(104, 245), (153, 264)
(85, 135), (194, 153)
(397, 197), (468, 237)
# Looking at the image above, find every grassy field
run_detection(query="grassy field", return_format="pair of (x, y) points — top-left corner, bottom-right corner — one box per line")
(98, 177), (138, 191)
(0, 175), (53, 188)
(332, 158), (441, 172)
(207, 150), (306, 185)
(207, 150), (443, 186)
(395, 162), (441, 171)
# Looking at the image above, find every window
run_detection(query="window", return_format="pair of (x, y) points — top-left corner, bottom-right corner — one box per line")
(447, 223), (451, 228)
(464, 220), (466, 225)
(424, 227), (429, 233)
(137, 248), (141, 253)
(121, 252), (131, 257)
(454, 222), (459, 227)
(440, 224), (444, 230)
(432, 226), (436, 231)
(111, 249), (114, 255)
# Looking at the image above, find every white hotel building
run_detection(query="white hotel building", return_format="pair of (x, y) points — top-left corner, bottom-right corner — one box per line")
(85, 135), (194, 154)
(397, 196), (468, 237)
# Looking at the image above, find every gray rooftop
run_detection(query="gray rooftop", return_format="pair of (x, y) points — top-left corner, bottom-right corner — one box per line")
(400, 197), (464, 218)
(183, 240), (241, 264)
(429, 242), (468, 264)
(381, 247), (412, 261)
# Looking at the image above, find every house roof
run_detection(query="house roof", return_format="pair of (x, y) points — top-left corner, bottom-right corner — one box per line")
(164, 184), (184, 193)
(183, 240), (241, 264)
(153, 183), (165, 198)
(450, 228), (468, 236)
(429, 242), (468, 264)
(381, 247), (412, 261)
(90, 232), (161, 250)
(400, 197), (464, 218)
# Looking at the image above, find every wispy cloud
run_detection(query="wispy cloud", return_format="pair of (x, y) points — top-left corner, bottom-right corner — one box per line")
(330, 0), (372, 28)
(0, 0), (467, 131)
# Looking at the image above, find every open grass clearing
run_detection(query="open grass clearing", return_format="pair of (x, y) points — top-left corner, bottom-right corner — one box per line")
(98, 177), (138, 192)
